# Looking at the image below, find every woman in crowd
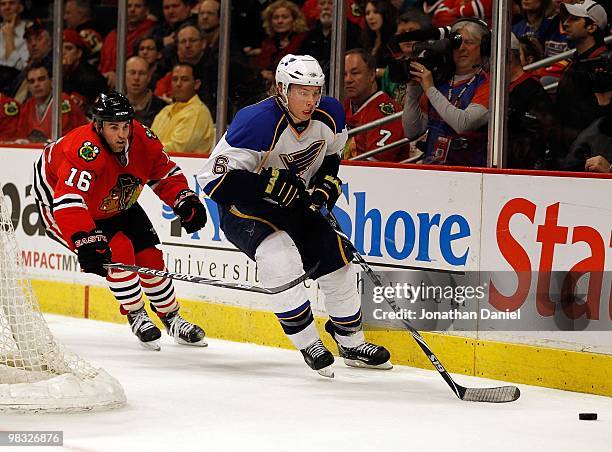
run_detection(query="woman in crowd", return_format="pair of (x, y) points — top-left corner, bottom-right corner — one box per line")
(362, 0), (398, 73)
(253, 0), (309, 82)
(133, 36), (167, 91)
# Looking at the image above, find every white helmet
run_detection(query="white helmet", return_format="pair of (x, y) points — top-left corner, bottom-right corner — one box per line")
(275, 54), (325, 108)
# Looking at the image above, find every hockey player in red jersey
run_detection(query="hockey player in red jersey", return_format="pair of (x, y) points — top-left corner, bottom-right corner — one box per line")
(33, 91), (207, 350)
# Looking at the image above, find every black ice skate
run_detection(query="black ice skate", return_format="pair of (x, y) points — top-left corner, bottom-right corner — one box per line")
(127, 307), (162, 351)
(300, 339), (335, 378)
(325, 320), (392, 370)
(161, 310), (207, 347)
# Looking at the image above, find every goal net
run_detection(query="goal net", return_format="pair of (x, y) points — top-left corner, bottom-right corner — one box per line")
(0, 192), (125, 412)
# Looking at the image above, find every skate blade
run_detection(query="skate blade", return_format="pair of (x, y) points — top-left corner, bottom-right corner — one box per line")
(343, 358), (393, 370)
(174, 337), (208, 347)
(139, 339), (161, 351)
(316, 365), (334, 378)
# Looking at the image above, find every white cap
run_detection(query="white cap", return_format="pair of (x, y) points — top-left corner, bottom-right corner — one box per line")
(561, 0), (608, 30)
(510, 32), (520, 51)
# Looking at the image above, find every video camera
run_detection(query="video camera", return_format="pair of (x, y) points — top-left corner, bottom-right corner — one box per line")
(386, 27), (460, 85)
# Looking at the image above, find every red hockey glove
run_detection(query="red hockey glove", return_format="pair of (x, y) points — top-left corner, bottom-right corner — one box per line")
(72, 229), (112, 277)
(173, 189), (207, 233)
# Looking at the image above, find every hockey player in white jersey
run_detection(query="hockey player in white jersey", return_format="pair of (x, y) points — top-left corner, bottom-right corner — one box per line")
(197, 54), (391, 377)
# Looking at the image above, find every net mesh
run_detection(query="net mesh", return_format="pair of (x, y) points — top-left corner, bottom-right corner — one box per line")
(0, 193), (125, 412)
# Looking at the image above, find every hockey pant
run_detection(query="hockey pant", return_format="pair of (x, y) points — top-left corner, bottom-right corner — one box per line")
(256, 231), (365, 350)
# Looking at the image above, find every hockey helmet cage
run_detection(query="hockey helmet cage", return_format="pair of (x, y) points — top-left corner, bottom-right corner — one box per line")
(275, 54), (325, 108)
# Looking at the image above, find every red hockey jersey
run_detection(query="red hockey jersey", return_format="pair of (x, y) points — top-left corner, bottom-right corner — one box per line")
(17, 94), (87, 142)
(343, 91), (408, 162)
(33, 121), (189, 244)
(0, 93), (20, 142)
(423, 0), (493, 28)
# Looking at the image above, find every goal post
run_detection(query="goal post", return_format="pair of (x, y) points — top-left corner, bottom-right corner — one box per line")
(0, 191), (126, 412)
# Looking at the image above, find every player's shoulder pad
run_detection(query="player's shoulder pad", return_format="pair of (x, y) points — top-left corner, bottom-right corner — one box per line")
(225, 97), (286, 153)
(62, 124), (105, 167)
(313, 96), (346, 134)
(132, 119), (159, 141)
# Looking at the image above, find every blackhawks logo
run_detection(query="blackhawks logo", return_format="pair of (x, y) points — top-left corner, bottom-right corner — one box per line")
(143, 125), (158, 140)
(379, 102), (395, 116)
(100, 174), (142, 213)
(350, 1), (362, 16)
(61, 99), (71, 114)
(3, 101), (18, 116)
(78, 141), (100, 161)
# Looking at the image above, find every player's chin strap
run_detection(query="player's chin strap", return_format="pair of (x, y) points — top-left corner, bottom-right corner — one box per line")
(103, 261), (319, 295)
(319, 207), (520, 403)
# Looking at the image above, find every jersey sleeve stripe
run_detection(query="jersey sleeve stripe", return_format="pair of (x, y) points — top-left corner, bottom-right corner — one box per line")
(204, 173), (228, 198)
(267, 116), (288, 153)
(53, 194), (87, 211)
(147, 165), (183, 190)
(33, 154), (54, 207)
(313, 108), (337, 134)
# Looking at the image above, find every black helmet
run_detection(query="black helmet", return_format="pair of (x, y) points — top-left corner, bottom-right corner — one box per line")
(92, 91), (134, 124)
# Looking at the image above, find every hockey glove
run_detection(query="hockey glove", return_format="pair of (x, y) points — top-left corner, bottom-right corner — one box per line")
(72, 229), (112, 277)
(260, 168), (305, 208)
(173, 189), (208, 233)
(310, 175), (342, 210)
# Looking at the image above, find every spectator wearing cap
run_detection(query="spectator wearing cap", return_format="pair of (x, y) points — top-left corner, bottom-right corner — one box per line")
(98, 0), (156, 89)
(125, 55), (167, 128)
(0, 0), (30, 70)
(152, 0), (196, 50)
(151, 63), (214, 154)
(507, 32), (555, 169)
(17, 61), (87, 142)
(62, 28), (106, 112)
(64, 0), (103, 66)
(11, 19), (52, 102)
(549, 0), (610, 167)
(0, 90), (20, 142)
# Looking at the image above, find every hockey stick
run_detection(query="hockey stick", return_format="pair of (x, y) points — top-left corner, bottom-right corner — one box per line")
(103, 261), (319, 295)
(324, 210), (520, 403)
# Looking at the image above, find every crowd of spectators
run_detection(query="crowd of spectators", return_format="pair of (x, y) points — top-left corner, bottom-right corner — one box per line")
(0, 0), (610, 172)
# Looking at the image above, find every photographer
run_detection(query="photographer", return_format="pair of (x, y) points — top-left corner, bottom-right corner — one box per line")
(402, 18), (491, 166)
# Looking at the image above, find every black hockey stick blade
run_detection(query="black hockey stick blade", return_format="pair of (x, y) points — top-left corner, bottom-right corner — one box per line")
(324, 210), (520, 403)
(103, 261), (318, 294)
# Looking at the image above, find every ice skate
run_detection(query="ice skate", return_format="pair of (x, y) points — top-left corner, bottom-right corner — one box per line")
(161, 310), (207, 347)
(127, 307), (162, 351)
(300, 339), (335, 378)
(325, 320), (392, 370)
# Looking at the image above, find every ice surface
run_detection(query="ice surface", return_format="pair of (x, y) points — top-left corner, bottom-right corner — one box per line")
(2, 314), (611, 452)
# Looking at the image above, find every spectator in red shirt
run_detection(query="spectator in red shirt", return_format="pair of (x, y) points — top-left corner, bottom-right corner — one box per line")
(343, 48), (409, 162)
(98, 0), (156, 89)
(254, 0), (309, 83)
(17, 62), (87, 142)
(423, 1), (493, 28)
(0, 91), (19, 142)
(64, 0), (103, 66)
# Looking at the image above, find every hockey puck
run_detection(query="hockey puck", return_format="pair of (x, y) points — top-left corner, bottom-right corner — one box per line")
(579, 413), (597, 420)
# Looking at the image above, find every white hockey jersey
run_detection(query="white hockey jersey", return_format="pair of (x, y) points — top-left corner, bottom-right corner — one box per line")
(197, 96), (347, 197)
